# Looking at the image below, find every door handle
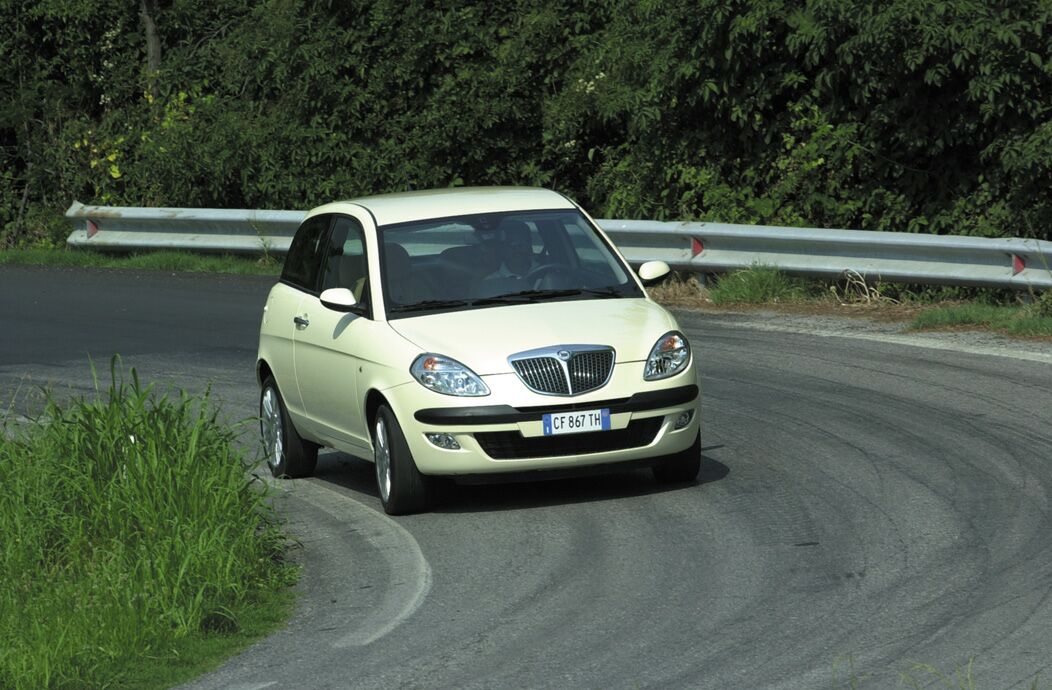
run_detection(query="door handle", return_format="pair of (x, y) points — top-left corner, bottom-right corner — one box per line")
(294, 315), (310, 328)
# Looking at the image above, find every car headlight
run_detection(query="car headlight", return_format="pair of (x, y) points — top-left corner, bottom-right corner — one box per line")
(410, 354), (490, 396)
(644, 331), (690, 380)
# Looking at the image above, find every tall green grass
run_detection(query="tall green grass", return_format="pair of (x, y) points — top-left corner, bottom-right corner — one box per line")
(911, 303), (1052, 337)
(0, 361), (296, 689)
(708, 266), (813, 304)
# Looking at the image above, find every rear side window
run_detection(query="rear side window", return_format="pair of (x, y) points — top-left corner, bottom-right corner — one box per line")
(282, 215), (331, 291)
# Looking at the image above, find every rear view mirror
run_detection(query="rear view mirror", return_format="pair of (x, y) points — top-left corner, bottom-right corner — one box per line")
(637, 260), (671, 285)
(319, 287), (357, 312)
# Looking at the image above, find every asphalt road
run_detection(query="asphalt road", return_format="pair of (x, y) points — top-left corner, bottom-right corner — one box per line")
(3, 264), (1052, 689)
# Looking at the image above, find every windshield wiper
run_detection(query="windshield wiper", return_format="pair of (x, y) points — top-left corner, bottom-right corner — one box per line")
(396, 288), (628, 312)
(391, 299), (472, 313)
(470, 289), (583, 305)
(576, 287), (626, 298)
(470, 287), (626, 306)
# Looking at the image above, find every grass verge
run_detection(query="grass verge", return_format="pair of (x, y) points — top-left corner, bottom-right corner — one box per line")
(0, 248), (281, 275)
(649, 266), (1052, 340)
(910, 289), (1052, 337)
(0, 360), (297, 689)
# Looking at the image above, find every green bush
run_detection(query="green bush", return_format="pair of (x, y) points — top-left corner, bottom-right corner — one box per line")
(0, 362), (295, 689)
(2, 1), (1050, 246)
(1029, 290), (1052, 319)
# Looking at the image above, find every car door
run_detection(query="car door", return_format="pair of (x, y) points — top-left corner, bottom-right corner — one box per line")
(262, 213), (330, 418)
(292, 214), (373, 451)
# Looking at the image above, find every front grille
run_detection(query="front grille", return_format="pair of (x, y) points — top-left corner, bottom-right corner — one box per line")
(512, 357), (569, 395)
(475, 417), (662, 460)
(510, 346), (614, 396)
(569, 350), (614, 394)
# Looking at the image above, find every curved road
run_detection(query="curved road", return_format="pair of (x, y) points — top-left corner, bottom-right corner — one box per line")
(3, 265), (1052, 689)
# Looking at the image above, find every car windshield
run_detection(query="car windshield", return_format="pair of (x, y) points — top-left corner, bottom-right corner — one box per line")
(379, 209), (643, 317)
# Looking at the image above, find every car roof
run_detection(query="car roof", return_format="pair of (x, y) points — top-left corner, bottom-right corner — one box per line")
(306, 187), (578, 227)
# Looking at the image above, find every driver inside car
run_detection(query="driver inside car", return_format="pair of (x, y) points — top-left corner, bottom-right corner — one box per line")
(477, 221), (535, 296)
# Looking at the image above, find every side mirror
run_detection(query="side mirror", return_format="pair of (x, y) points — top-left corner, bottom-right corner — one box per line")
(637, 260), (671, 285)
(319, 287), (358, 312)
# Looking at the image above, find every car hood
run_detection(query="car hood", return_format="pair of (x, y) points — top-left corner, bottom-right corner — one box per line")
(387, 298), (680, 375)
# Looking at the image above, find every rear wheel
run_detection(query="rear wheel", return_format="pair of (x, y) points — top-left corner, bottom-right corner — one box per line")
(652, 431), (701, 483)
(373, 405), (432, 515)
(260, 376), (318, 478)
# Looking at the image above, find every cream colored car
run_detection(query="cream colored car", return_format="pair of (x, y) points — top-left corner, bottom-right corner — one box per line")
(257, 187), (700, 514)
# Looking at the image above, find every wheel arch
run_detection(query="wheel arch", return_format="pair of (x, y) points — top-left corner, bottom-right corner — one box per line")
(364, 389), (389, 440)
(257, 359), (274, 388)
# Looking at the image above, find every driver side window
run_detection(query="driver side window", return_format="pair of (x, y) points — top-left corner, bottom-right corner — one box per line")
(281, 214), (330, 292)
(319, 215), (369, 309)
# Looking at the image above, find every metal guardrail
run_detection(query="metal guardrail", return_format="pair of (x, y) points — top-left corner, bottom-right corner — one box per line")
(65, 201), (1052, 289)
(65, 201), (301, 254)
(605, 220), (1052, 289)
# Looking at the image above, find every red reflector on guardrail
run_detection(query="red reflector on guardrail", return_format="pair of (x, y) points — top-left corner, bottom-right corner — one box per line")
(692, 237), (704, 257)
(87, 220), (99, 239)
(1012, 255), (1025, 275)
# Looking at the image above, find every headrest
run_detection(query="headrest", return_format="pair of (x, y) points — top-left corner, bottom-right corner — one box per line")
(499, 220), (531, 246)
(384, 243), (411, 273)
(441, 245), (497, 276)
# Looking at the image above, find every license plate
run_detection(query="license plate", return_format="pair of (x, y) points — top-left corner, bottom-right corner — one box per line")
(542, 408), (611, 436)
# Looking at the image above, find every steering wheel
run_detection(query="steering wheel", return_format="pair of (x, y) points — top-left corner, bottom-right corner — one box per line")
(523, 263), (574, 289)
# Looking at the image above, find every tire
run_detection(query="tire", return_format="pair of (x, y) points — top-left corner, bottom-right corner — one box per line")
(652, 431), (701, 483)
(260, 376), (318, 478)
(373, 404), (432, 515)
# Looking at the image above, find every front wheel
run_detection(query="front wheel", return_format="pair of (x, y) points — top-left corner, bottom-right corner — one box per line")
(373, 405), (432, 515)
(652, 431), (701, 483)
(260, 376), (318, 478)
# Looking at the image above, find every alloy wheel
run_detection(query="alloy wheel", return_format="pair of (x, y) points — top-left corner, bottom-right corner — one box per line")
(374, 416), (391, 502)
(261, 386), (283, 471)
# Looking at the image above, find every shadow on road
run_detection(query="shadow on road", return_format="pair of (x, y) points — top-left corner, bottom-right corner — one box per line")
(312, 451), (730, 514)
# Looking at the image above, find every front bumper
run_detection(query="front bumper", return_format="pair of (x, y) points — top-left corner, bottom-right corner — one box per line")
(388, 373), (700, 476)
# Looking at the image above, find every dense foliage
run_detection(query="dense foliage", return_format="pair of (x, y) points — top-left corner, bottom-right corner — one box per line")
(2, 0), (1050, 246)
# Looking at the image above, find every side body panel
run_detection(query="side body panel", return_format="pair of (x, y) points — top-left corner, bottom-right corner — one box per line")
(291, 205), (421, 453)
(292, 296), (365, 449)
(258, 282), (308, 416)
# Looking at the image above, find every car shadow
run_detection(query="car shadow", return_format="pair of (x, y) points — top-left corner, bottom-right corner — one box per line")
(312, 451), (730, 514)
(313, 451), (380, 497)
